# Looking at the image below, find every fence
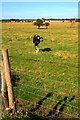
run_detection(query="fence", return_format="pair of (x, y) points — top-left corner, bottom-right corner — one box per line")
(0, 86), (1, 120)
(1, 48), (15, 110)
(1, 48), (79, 119)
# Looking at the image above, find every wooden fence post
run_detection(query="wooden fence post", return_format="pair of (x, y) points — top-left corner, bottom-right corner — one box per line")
(0, 65), (2, 119)
(1, 60), (9, 109)
(2, 48), (15, 110)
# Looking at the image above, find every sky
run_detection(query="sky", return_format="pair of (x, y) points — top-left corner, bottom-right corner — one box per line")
(1, 2), (79, 19)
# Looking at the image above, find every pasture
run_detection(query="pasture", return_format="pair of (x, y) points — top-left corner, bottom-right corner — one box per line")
(2, 21), (79, 119)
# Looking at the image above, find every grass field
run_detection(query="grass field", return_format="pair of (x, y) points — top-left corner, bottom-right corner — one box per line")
(2, 21), (79, 119)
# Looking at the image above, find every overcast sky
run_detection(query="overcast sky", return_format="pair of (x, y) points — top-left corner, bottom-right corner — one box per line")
(2, 2), (78, 19)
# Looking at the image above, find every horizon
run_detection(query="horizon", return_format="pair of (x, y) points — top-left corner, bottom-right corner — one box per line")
(1, 18), (79, 20)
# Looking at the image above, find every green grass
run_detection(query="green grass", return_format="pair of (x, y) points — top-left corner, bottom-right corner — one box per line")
(2, 21), (79, 119)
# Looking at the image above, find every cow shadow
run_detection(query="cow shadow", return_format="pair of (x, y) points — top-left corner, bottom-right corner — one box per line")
(40, 48), (52, 52)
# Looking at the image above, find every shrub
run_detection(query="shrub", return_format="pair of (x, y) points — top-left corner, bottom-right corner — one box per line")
(45, 22), (50, 28)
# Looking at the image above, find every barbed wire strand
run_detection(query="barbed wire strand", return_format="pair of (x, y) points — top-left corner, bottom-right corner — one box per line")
(21, 58), (78, 68)
(17, 83), (79, 100)
(17, 97), (79, 119)
(17, 77), (78, 91)
(18, 89), (79, 110)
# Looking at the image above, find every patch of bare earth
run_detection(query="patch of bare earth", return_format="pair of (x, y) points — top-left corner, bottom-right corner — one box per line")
(54, 51), (77, 59)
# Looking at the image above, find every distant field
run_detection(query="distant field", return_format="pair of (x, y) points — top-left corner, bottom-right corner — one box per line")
(2, 21), (79, 119)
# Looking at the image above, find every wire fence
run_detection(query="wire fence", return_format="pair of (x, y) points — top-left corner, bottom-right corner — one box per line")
(1, 47), (79, 119)
(11, 56), (79, 120)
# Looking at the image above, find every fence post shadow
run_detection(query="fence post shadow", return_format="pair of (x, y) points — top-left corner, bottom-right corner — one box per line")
(47, 96), (75, 119)
(30, 92), (53, 112)
(28, 95), (75, 120)
(11, 73), (20, 87)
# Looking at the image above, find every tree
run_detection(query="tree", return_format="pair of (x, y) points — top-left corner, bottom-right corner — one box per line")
(42, 18), (45, 22)
(45, 22), (50, 29)
(34, 19), (44, 29)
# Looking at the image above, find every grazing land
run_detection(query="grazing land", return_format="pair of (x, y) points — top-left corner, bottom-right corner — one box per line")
(2, 21), (79, 119)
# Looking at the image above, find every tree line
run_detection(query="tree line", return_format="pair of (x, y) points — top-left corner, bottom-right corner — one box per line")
(1, 18), (80, 22)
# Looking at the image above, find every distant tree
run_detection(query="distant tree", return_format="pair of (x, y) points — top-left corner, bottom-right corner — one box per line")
(62, 19), (64, 22)
(70, 19), (73, 23)
(45, 22), (50, 29)
(42, 18), (45, 22)
(34, 19), (44, 29)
